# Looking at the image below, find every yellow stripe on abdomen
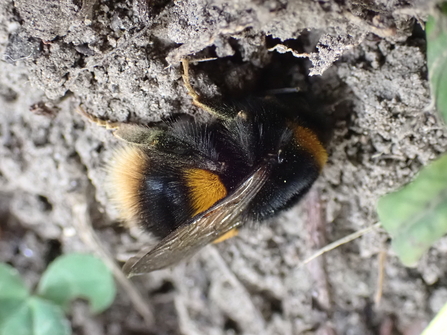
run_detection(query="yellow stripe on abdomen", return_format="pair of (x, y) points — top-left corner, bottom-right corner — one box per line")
(292, 125), (327, 170)
(107, 146), (148, 227)
(184, 168), (228, 216)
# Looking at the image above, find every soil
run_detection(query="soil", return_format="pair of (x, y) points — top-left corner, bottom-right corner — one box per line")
(1, 0), (447, 334)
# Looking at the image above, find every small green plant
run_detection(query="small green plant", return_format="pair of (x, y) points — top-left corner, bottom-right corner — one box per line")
(377, 1), (447, 268)
(377, 2), (447, 333)
(0, 253), (116, 335)
(421, 302), (447, 335)
(378, 154), (447, 266)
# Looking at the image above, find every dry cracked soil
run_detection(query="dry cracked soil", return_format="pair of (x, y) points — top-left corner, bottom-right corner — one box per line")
(1, 0), (447, 334)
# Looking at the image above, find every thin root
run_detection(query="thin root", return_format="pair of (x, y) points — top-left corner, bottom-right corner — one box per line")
(374, 249), (386, 306)
(300, 222), (382, 267)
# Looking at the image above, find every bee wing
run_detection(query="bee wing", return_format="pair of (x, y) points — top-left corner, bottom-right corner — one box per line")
(122, 164), (271, 276)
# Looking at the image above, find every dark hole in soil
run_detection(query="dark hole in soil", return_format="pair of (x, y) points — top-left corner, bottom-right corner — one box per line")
(150, 280), (175, 295)
(224, 316), (240, 333)
(37, 195), (53, 211)
(45, 238), (62, 264)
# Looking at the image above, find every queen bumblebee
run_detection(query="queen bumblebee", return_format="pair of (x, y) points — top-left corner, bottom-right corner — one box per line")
(79, 60), (328, 276)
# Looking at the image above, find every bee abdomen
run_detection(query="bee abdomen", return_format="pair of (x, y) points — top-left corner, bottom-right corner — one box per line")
(107, 146), (149, 227)
(108, 147), (230, 239)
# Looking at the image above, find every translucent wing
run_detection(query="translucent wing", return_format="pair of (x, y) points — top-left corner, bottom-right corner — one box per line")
(122, 164), (270, 276)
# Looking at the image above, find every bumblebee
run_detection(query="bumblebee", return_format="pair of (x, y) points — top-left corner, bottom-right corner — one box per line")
(79, 60), (328, 276)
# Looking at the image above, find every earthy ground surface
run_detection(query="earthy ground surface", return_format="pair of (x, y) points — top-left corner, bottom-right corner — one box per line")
(1, 0), (447, 334)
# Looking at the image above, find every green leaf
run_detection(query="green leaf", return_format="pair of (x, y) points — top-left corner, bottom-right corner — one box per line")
(0, 264), (29, 325)
(37, 254), (116, 313)
(427, 4), (447, 123)
(421, 302), (447, 335)
(0, 299), (28, 325)
(0, 297), (70, 335)
(377, 154), (447, 266)
(0, 263), (29, 299)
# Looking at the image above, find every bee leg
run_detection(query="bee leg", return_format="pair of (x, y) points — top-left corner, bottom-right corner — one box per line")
(76, 105), (161, 147)
(76, 105), (120, 130)
(181, 59), (226, 119)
